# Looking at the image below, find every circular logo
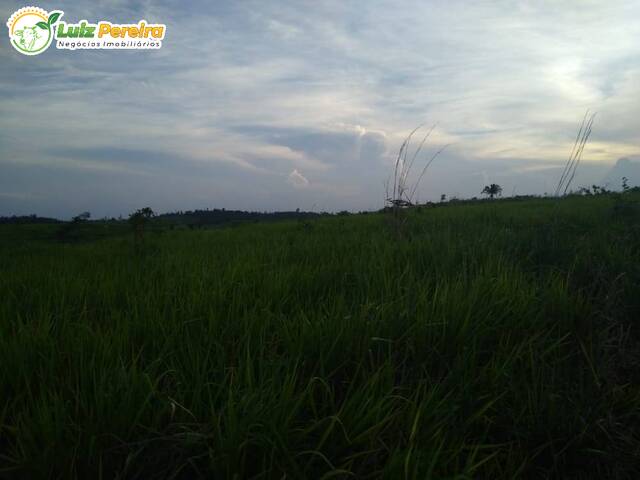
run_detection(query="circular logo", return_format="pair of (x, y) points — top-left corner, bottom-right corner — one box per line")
(6, 7), (63, 55)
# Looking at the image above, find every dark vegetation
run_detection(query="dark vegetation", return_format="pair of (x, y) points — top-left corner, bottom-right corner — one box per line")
(157, 208), (324, 229)
(0, 214), (60, 225)
(481, 183), (503, 199)
(2, 190), (640, 479)
(1, 209), (324, 228)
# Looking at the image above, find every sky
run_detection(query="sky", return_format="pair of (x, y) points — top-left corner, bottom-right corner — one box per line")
(1, 0), (640, 218)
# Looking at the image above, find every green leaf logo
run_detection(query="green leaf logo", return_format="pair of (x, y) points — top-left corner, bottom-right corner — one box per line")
(7, 7), (63, 55)
(48, 12), (61, 25)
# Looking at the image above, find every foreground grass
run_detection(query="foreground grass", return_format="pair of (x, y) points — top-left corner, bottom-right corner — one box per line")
(1, 195), (639, 478)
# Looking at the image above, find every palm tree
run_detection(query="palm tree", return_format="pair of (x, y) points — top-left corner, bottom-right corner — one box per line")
(482, 184), (502, 199)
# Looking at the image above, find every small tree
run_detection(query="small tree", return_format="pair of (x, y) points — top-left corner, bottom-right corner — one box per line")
(129, 207), (155, 250)
(481, 184), (502, 199)
(57, 211), (90, 241)
(72, 211), (91, 223)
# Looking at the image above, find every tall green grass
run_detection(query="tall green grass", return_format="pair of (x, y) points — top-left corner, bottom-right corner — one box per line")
(1, 195), (639, 478)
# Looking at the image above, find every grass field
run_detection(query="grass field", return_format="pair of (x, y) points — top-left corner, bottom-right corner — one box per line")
(1, 194), (639, 478)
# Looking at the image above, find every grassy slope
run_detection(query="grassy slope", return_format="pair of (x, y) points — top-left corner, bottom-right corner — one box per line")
(1, 195), (639, 479)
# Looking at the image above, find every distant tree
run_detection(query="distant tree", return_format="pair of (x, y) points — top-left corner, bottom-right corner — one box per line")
(591, 184), (610, 195)
(72, 211), (91, 223)
(622, 176), (629, 193)
(129, 207), (155, 249)
(481, 184), (502, 199)
(440, 194), (446, 202)
(56, 211), (90, 241)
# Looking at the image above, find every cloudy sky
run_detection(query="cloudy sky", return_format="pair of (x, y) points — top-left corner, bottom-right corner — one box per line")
(2, 0), (639, 218)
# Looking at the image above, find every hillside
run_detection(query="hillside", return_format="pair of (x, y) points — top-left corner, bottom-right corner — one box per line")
(1, 193), (639, 478)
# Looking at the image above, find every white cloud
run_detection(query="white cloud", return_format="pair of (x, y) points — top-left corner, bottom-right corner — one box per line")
(287, 169), (309, 188)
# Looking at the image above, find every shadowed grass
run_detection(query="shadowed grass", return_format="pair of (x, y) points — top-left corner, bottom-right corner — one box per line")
(1, 194), (639, 478)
